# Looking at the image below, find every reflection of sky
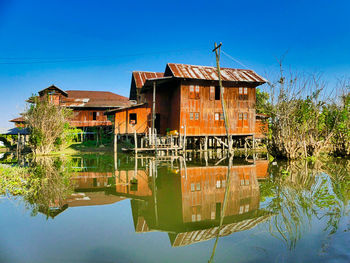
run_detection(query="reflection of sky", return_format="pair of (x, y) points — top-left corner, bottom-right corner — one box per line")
(1, 195), (349, 262)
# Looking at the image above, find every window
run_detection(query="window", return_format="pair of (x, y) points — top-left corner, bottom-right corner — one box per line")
(190, 112), (199, 121)
(215, 113), (220, 121)
(196, 183), (201, 191)
(195, 112), (199, 120)
(239, 87), (248, 100)
(191, 183), (195, 192)
(239, 113), (243, 120)
(129, 113), (137, 124)
(215, 86), (221, 100)
(93, 112), (97, 120)
(189, 85), (195, 99)
(195, 86), (200, 99)
(243, 113), (248, 120)
(215, 112), (224, 121)
(210, 86), (215, 100)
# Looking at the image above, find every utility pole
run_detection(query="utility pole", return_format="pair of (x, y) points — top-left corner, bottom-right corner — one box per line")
(152, 81), (156, 145)
(213, 42), (232, 154)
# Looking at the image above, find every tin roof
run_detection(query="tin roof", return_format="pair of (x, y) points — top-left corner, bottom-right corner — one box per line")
(166, 63), (267, 83)
(61, 91), (131, 108)
(0, 127), (30, 135)
(105, 103), (147, 115)
(132, 71), (164, 89)
(9, 116), (25, 123)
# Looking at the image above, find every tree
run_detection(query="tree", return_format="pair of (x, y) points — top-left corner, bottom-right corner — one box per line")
(24, 97), (73, 155)
(256, 87), (272, 115)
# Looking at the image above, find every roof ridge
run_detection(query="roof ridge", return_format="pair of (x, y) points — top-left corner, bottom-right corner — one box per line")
(167, 62), (252, 72)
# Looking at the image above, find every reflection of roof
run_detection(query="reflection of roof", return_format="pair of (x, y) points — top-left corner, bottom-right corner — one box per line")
(135, 216), (152, 233)
(39, 204), (68, 219)
(66, 192), (125, 207)
(170, 213), (272, 247)
(61, 90), (131, 108)
(165, 63), (267, 83)
(132, 71), (164, 89)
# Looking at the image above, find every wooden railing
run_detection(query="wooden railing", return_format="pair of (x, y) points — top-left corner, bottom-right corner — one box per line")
(69, 120), (112, 127)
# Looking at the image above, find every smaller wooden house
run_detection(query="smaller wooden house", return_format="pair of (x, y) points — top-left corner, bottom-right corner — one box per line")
(11, 85), (131, 129)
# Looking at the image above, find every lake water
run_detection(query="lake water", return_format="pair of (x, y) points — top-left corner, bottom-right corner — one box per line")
(0, 152), (349, 263)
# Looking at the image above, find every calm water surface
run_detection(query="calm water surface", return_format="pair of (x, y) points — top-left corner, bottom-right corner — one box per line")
(0, 152), (349, 263)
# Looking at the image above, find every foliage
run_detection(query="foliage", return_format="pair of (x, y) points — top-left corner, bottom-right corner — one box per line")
(256, 87), (273, 115)
(260, 158), (350, 250)
(0, 156), (75, 218)
(0, 166), (29, 196)
(54, 125), (82, 151)
(265, 63), (350, 159)
(24, 97), (73, 155)
(328, 92), (350, 156)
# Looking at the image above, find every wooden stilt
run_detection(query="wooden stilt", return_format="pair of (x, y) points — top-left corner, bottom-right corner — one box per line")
(134, 129), (138, 154)
(114, 131), (118, 153)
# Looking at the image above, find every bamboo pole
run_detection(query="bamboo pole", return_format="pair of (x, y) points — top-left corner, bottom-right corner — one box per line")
(114, 128), (118, 153)
(209, 156), (233, 262)
(213, 42), (231, 154)
(152, 81), (156, 145)
(134, 129), (138, 154)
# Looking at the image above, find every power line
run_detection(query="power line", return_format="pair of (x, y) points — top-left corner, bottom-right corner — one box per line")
(221, 50), (250, 69)
(0, 47), (204, 65)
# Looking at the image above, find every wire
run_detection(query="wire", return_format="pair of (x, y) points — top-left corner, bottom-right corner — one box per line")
(0, 47), (204, 65)
(221, 50), (250, 69)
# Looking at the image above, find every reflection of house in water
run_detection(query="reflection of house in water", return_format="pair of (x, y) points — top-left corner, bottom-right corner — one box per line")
(41, 156), (124, 218)
(122, 157), (272, 246)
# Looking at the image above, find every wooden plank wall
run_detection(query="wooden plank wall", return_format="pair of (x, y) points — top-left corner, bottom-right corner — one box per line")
(70, 109), (112, 127)
(114, 106), (151, 134)
(180, 82), (256, 136)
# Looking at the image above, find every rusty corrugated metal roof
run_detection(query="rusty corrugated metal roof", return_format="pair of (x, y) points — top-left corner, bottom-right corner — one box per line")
(9, 116), (25, 122)
(61, 91), (131, 108)
(166, 63), (267, 83)
(132, 71), (164, 89)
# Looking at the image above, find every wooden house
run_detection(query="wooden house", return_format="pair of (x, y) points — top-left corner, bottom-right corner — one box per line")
(11, 85), (131, 129)
(108, 63), (267, 146)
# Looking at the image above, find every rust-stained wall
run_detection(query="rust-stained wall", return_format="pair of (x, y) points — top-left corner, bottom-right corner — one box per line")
(70, 109), (112, 127)
(255, 118), (268, 138)
(144, 83), (181, 135)
(114, 106), (151, 134)
(179, 81), (256, 136)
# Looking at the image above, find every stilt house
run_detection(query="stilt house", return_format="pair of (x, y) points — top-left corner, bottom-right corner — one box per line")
(108, 63), (267, 141)
(11, 85), (131, 129)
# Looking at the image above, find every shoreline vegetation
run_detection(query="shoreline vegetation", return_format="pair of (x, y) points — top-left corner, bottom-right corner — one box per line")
(257, 64), (350, 160)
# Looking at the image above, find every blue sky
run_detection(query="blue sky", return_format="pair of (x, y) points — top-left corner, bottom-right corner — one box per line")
(0, 0), (349, 127)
